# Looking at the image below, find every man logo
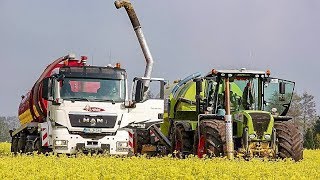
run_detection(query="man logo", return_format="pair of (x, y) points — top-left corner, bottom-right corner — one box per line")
(82, 117), (104, 127)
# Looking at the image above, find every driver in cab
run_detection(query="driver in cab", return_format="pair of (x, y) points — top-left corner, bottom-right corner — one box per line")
(97, 81), (118, 100)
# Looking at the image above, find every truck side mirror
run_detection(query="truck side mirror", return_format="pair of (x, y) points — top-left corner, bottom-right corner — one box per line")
(279, 82), (285, 94)
(42, 77), (53, 101)
(159, 81), (165, 99)
(134, 80), (144, 103)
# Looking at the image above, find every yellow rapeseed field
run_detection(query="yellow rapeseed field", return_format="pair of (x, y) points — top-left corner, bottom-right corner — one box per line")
(0, 142), (319, 180)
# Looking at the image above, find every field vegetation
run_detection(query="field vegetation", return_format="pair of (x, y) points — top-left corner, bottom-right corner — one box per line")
(0, 143), (319, 179)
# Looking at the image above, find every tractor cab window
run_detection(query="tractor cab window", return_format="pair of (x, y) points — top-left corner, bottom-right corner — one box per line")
(263, 78), (295, 116)
(232, 78), (259, 111)
(215, 76), (260, 112)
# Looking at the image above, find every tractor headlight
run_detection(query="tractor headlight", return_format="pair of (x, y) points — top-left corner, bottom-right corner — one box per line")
(249, 134), (256, 139)
(116, 141), (128, 152)
(264, 134), (271, 140)
(54, 140), (68, 147)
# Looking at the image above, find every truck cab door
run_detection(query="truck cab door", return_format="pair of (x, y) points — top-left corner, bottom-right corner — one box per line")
(122, 77), (165, 129)
(263, 78), (295, 116)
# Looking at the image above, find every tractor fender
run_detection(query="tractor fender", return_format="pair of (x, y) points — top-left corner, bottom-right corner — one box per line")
(174, 121), (192, 132)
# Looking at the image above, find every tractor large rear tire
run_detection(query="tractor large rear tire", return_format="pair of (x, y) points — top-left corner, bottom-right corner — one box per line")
(171, 123), (193, 158)
(193, 120), (226, 157)
(275, 120), (303, 161)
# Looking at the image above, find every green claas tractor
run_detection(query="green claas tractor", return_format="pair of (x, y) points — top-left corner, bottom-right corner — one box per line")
(160, 68), (303, 161)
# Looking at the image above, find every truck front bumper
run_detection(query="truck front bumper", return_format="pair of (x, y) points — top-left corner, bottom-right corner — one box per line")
(51, 128), (130, 155)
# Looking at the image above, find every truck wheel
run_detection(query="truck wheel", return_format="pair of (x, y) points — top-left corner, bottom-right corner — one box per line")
(193, 120), (226, 158)
(25, 141), (34, 153)
(136, 130), (151, 154)
(11, 137), (19, 153)
(275, 121), (303, 161)
(17, 134), (26, 153)
(34, 139), (41, 153)
(172, 123), (193, 158)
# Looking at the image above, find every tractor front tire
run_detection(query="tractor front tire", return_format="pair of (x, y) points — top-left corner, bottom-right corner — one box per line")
(193, 120), (226, 157)
(275, 120), (303, 161)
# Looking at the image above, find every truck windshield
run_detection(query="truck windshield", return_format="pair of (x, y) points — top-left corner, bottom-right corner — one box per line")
(60, 78), (125, 102)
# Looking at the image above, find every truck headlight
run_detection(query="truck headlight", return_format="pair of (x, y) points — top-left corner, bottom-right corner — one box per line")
(117, 141), (128, 148)
(116, 141), (128, 152)
(54, 140), (68, 147)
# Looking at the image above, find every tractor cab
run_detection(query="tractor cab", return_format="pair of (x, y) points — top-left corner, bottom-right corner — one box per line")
(203, 68), (295, 116)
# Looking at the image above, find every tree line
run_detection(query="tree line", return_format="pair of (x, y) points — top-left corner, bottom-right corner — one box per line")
(0, 116), (19, 142)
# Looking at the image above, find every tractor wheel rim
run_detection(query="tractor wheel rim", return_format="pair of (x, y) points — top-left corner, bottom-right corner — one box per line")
(197, 135), (205, 158)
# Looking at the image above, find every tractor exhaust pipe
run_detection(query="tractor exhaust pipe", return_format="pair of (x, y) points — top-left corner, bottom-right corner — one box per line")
(115, 0), (154, 90)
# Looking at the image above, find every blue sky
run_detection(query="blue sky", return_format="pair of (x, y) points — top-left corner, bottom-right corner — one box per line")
(0, 0), (319, 116)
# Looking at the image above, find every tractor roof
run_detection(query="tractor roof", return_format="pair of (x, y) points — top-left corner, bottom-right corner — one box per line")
(206, 68), (267, 77)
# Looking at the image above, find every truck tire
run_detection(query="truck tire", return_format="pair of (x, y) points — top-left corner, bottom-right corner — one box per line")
(11, 137), (19, 153)
(17, 134), (26, 153)
(193, 120), (226, 157)
(136, 130), (151, 154)
(171, 123), (193, 157)
(34, 139), (41, 153)
(25, 140), (34, 153)
(274, 121), (303, 161)
(34, 139), (51, 154)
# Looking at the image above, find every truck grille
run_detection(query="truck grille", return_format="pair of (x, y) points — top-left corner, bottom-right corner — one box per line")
(69, 114), (117, 128)
(249, 113), (270, 138)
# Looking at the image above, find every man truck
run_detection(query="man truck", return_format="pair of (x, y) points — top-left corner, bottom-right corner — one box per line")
(10, 0), (165, 155)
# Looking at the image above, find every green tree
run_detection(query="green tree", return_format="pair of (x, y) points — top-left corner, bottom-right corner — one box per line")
(314, 117), (320, 134)
(304, 128), (315, 149)
(313, 117), (320, 149)
(0, 116), (10, 142)
(314, 134), (320, 149)
(0, 116), (19, 142)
